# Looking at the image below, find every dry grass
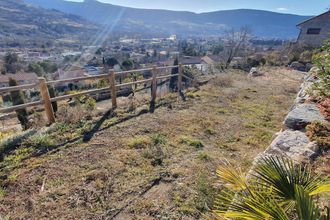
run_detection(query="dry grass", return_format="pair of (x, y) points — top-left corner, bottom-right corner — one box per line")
(0, 67), (303, 219)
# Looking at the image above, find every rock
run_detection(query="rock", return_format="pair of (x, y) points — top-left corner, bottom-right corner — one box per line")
(294, 81), (313, 104)
(248, 67), (262, 77)
(309, 66), (320, 75)
(290, 61), (305, 71)
(284, 104), (326, 130)
(265, 130), (319, 160)
(305, 63), (313, 72)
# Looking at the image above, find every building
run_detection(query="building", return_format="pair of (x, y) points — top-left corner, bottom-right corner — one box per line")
(296, 11), (330, 46)
(0, 72), (38, 88)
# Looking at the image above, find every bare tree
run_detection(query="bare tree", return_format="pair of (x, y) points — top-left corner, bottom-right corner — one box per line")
(223, 26), (251, 68)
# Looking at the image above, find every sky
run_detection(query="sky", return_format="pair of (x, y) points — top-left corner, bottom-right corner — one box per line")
(69, 0), (330, 15)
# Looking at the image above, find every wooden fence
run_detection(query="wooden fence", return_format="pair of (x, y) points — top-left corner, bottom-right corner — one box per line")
(0, 65), (185, 125)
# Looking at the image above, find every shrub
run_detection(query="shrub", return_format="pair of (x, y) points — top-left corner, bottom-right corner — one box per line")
(311, 41), (330, 98)
(212, 75), (233, 88)
(9, 78), (30, 130)
(306, 121), (330, 150)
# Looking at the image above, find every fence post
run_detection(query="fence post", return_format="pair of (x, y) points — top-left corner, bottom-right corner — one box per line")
(38, 77), (55, 124)
(109, 70), (117, 109)
(178, 64), (183, 94)
(150, 66), (157, 112)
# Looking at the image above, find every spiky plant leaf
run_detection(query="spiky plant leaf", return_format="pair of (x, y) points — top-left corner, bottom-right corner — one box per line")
(252, 156), (327, 200)
(216, 162), (247, 191)
(294, 185), (322, 220)
(309, 184), (330, 196)
(222, 188), (290, 220)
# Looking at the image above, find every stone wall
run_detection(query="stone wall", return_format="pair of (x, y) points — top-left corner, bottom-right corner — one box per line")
(254, 69), (327, 163)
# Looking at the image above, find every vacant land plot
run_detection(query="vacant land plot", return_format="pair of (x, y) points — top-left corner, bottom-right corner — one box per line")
(0, 67), (303, 219)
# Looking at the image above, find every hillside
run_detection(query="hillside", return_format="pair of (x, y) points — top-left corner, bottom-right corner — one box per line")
(25, 0), (311, 38)
(0, 0), (98, 47)
(0, 67), (303, 219)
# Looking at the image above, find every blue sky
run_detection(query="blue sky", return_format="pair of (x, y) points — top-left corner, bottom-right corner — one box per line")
(70, 0), (330, 15)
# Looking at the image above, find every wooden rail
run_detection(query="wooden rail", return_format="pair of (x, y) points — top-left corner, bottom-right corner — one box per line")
(0, 64), (186, 124)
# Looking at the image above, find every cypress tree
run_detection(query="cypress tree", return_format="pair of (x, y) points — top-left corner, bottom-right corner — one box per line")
(169, 57), (179, 91)
(9, 78), (30, 130)
(48, 86), (58, 114)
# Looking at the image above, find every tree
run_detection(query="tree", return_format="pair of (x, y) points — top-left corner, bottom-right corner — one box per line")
(214, 155), (330, 219)
(4, 52), (20, 73)
(121, 59), (134, 71)
(9, 78), (30, 130)
(28, 63), (45, 77)
(48, 86), (58, 114)
(169, 58), (179, 91)
(223, 26), (251, 68)
(104, 57), (119, 68)
(39, 61), (58, 73)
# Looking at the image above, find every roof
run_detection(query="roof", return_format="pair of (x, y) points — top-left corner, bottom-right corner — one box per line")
(55, 69), (86, 80)
(297, 10), (330, 27)
(0, 72), (38, 84)
(180, 57), (202, 65)
(201, 55), (221, 65)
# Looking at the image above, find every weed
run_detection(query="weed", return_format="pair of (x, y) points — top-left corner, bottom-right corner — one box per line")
(180, 136), (204, 149)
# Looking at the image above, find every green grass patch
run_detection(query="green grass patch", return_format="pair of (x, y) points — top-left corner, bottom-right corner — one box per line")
(128, 136), (152, 149)
(180, 136), (204, 149)
(25, 134), (55, 150)
(197, 152), (211, 161)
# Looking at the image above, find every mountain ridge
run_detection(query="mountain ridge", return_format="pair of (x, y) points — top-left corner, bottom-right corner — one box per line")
(24, 0), (312, 38)
(0, 0), (98, 47)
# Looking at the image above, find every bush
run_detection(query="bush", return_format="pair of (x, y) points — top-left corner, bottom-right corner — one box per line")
(311, 41), (330, 98)
(212, 75), (233, 88)
(306, 121), (330, 150)
(9, 78), (30, 130)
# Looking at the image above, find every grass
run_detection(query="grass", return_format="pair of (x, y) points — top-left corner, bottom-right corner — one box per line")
(128, 136), (153, 149)
(180, 136), (204, 149)
(197, 152), (211, 161)
(0, 67), (303, 219)
(24, 134), (55, 150)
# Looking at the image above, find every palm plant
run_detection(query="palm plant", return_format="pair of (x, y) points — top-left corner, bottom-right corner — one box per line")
(214, 156), (330, 220)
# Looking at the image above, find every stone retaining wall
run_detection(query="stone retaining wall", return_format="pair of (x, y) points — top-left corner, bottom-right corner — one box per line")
(255, 69), (327, 163)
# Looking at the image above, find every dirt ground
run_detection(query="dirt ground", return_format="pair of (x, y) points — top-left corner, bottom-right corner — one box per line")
(0, 67), (304, 219)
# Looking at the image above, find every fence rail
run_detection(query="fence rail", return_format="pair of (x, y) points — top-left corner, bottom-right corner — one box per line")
(0, 64), (185, 124)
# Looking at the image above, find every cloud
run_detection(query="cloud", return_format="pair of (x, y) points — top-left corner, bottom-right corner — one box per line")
(276, 7), (289, 11)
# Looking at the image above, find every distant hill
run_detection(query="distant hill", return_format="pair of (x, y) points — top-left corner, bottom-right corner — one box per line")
(25, 0), (312, 39)
(0, 0), (98, 47)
